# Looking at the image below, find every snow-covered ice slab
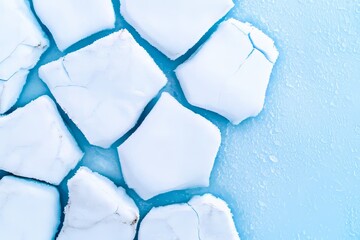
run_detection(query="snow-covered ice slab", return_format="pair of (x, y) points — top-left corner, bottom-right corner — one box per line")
(118, 93), (221, 200)
(39, 30), (167, 148)
(139, 194), (240, 240)
(0, 96), (83, 185)
(176, 19), (279, 124)
(57, 167), (139, 240)
(0, 0), (49, 114)
(33, 0), (115, 51)
(0, 176), (60, 240)
(121, 0), (234, 60)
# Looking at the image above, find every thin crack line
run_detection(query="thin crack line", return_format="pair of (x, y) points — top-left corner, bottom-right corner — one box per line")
(187, 203), (202, 240)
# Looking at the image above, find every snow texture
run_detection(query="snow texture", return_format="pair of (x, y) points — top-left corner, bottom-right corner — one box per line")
(0, 96), (83, 185)
(139, 194), (240, 240)
(57, 167), (139, 240)
(39, 30), (167, 148)
(33, 0), (115, 51)
(176, 18), (279, 124)
(120, 0), (234, 60)
(118, 93), (221, 200)
(0, 176), (60, 240)
(0, 0), (48, 114)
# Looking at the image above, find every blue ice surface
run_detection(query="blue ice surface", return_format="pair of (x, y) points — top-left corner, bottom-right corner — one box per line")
(1, 0), (359, 239)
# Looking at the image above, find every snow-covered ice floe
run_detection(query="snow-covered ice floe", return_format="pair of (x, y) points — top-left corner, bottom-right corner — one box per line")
(33, 0), (115, 51)
(39, 30), (167, 148)
(176, 19), (279, 124)
(0, 176), (60, 240)
(139, 194), (240, 240)
(121, 0), (234, 60)
(118, 93), (221, 200)
(57, 167), (139, 240)
(0, 0), (49, 114)
(0, 96), (83, 185)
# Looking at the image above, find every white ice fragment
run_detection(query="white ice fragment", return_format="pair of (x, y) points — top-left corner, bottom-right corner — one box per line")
(139, 194), (240, 240)
(0, 176), (60, 240)
(121, 0), (234, 60)
(0, 0), (49, 114)
(188, 194), (240, 240)
(0, 96), (83, 185)
(39, 30), (167, 148)
(176, 19), (279, 125)
(33, 0), (115, 51)
(57, 167), (139, 240)
(118, 93), (221, 200)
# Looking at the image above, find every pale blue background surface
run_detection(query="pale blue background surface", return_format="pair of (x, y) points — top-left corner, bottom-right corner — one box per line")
(1, 0), (359, 239)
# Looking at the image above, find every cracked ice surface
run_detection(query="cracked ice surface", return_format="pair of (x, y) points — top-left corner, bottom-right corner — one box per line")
(121, 0), (234, 60)
(176, 19), (279, 124)
(118, 93), (221, 200)
(57, 167), (139, 240)
(0, 96), (83, 185)
(0, 176), (60, 240)
(0, 0), (49, 114)
(39, 30), (167, 148)
(33, 0), (115, 51)
(139, 194), (240, 240)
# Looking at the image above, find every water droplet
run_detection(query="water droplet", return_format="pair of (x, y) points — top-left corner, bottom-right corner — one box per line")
(269, 155), (279, 163)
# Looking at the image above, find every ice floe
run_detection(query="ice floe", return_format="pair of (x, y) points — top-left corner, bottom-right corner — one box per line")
(120, 0), (234, 60)
(0, 96), (83, 185)
(176, 19), (279, 124)
(0, 0), (49, 114)
(33, 0), (115, 51)
(57, 167), (139, 240)
(139, 194), (240, 240)
(118, 93), (221, 200)
(0, 176), (60, 240)
(39, 30), (167, 148)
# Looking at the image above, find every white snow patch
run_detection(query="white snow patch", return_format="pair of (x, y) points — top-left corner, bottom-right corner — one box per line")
(121, 0), (234, 60)
(118, 93), (221, 200)
(39, 30), (167, 148)
(0, 176), (60, 240)
(33, 0), (115, 51)
(139, 194), (240, 240)
(176, 18), (279, 124)
(0, 0), (49, 114)
(0, 96), (83, 185)
(57, 167), (139, 240)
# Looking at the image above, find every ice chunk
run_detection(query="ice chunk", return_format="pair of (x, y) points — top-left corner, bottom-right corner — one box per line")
(57, 167), (139, 240)
(139, 194), (240, 240)
(39, 30), (167, 148)
(118, 93), (221, 200)
(0, 0), (49, 114)
(33, 0), (115, 51)
(0, 176), (60, 240)
(176, 19), (279, 124)
(120, 0), (234, 60)
(0, 96), (83, 185)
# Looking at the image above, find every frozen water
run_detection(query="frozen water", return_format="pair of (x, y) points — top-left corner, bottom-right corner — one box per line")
(139, 194), (240, 240)
(0, 96), (83, 185)
(118, 93), (221, 200)
(2, 0), (359, 239)
(176, 19), (278, 125)
(0, 176), (60, 240)
(57, 167), (139, 240)
(140, 203), (199, 239)
(0, 0), (48, 114)
(120, 0), (234, 60)
(33, 0), (115, 51)
(39, 30), (167, 148)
